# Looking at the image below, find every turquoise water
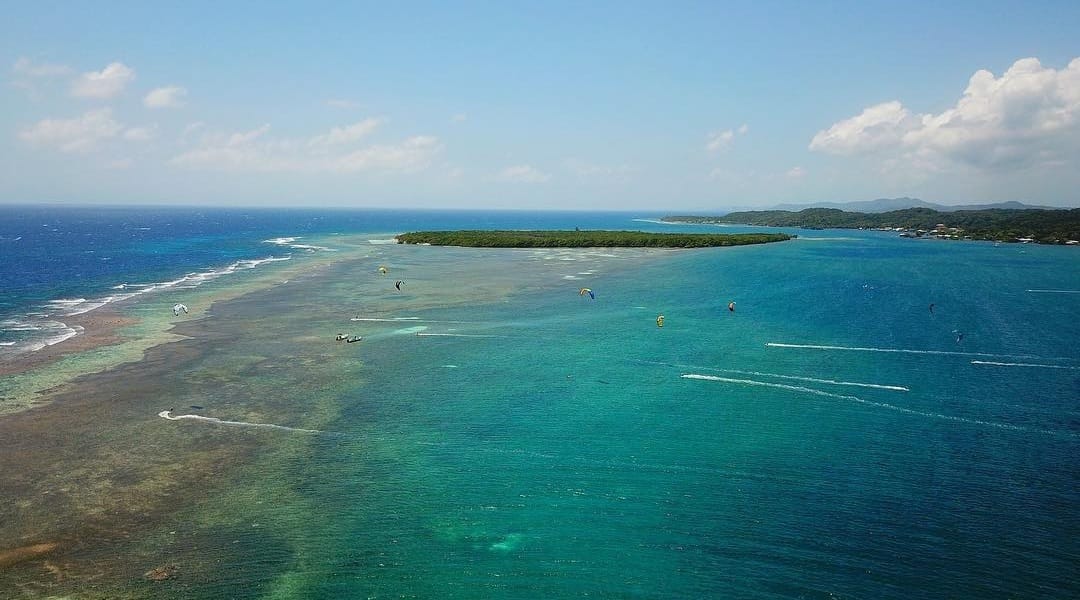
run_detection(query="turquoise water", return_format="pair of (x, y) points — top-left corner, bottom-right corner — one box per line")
(1, 219), (1078, 598)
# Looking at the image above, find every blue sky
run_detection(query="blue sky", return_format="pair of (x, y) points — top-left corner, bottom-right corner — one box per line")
(3, 1), (1079, 209)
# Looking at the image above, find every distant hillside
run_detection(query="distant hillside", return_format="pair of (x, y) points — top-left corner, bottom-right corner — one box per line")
(663, 207), (1080, 244)
(772, 197), (1057, 213)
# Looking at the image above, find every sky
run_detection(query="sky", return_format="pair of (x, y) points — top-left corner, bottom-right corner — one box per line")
(3, 1), (1079, 210)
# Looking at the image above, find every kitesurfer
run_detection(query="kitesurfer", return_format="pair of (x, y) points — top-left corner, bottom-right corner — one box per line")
(346, 335), (363, 343)
(395, 280), (404, 291)
(172, 303), (189, 316)
(929, 303), (935, 314)
(728, 301), (736, 312)
(656, 314), (665, 328)
(335, 333), (348, 341)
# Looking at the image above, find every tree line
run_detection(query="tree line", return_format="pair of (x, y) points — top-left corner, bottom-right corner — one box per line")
(664, 207), (1080, 243)
(396, 230), (792, 248)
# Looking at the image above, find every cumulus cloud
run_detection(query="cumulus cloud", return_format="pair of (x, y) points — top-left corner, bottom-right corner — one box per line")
(809, 101), (914, 154)
(496, 165), (551, 183)
(19, 108), (123, 152)
(171, 120), (440, 173)
(810, 57), (1080, 170)
(706, 123), (748, 152)
(71, 62), (135, 99)
(144, 85), (187, 108)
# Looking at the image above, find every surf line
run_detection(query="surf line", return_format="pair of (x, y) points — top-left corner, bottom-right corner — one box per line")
(633, 359), (907, 392)
(680, 374), (1073, 438)
(971, 361), (1080, 370)
(158, 410), (323, 434)
(1026, 289), (1080, 294)
(766, 342), (1053, 361)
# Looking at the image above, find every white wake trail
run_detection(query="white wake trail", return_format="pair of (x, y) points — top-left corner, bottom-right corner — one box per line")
(634, 359), (908, 391)
(680, 374), (1072, 437)
(766, 342), (1048, 361)
(971, 361), (1080, 370)
(158, 410), (322, 434)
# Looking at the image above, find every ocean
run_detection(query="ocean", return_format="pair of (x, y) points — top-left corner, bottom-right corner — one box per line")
(0, 206), (1077, 599)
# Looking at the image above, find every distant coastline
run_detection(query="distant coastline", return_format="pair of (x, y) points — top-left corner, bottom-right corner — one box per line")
(395, 230), (793, 248)
(663, 207), (1080, 245)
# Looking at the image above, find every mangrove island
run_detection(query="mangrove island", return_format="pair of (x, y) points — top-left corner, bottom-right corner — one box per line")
(395, 230), (792, 248)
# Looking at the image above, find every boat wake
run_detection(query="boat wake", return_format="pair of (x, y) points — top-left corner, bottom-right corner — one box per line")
(635, 359), (908, 392)
(971, 361), (1080, 370)
(158, 410), (323, 434)
(681, 374), (1075, 438)
(765, 342), (1059, 361)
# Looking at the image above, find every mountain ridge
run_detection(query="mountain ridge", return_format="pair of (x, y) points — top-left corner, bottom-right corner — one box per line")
(771, 197), (1058, 213)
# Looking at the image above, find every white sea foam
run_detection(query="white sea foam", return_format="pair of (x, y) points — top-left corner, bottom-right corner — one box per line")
(367, 238), (399, 245)
(264, 237), (298, 245)
(681, 374), (1069, 437)
(1026, 289), (1080, 294)
(0, 342), (15, 346)
(263, 237), (335, 252)
(5, 253), (296, 356)
(158, 410), (322, 433)
(766, 342), (1051, 361)
(971, 361), (1080, 370)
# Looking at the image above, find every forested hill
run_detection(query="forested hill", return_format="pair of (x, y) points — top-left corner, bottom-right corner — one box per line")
(664, 208), (1080, 244)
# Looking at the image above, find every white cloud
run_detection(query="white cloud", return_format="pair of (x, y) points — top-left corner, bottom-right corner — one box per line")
(565, 159), (632, 180)
(810, 57), (1080, 170)
(19, 108), (123, 152)
(786, 166), (807, 178)
(308, 118), (381, 147)
(497, 165), (551, 183)
(13, 57), (71, 77)
(105, 158), (133, 169)
(451, 113), (468, 123)
(706, 124), (748, 152)
(327, 99), (359, 109)
(71, 62), (135, 99)
(144, 85), (187, 108)
(809, 101), (914, 155)
(334, 136), (441, 172)
(123, 126), (157, 142)
(171, 122), (440, 173)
